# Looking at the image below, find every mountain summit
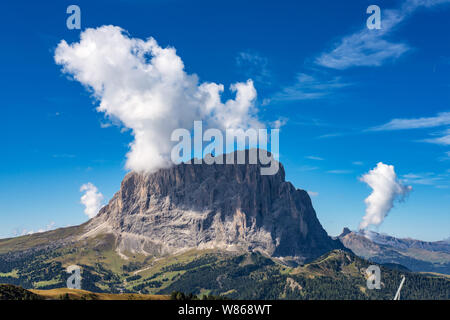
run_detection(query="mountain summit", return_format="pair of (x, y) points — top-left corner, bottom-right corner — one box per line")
(82, 150), (343, 263)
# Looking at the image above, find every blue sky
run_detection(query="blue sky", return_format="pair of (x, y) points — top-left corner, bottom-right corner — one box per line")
(0, 0), (449, 241)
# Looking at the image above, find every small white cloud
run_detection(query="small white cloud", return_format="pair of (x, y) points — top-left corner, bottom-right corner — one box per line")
(46, 221), (56, 229)
(269, 73), (349, 103)
(317, 132), (345, 139)
(402, 172), (447, 186)
(297, 165), (319, 172)
(100, 122), (112, 128)
(359, 162), (412, 230)
(316, 0), (450, 69)
(270, 118), (288, 129)
(422, 128), (450, 145)
(306, 156), (324, 161)
(369, 112), (450, 131)
(236, 51), (271, 84)
(352, 161), (364, 166)
(80, 183), (104, 219)
(17, 221), (57, 236)
(369, 112), (450, 146)
(327, 169), (353, 174)
(307, 191), (319, 197)
(402, 173), (421, 179)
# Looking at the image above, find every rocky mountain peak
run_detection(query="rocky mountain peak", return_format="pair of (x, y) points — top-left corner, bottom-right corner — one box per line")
(340, 227), (352, 237)
(85, 150), (343, 263)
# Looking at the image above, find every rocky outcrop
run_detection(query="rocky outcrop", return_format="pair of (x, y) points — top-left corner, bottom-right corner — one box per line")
(84, 150), (343, 263)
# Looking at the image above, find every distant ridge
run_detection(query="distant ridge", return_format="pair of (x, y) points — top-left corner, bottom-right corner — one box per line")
(338, 228), (450, 275)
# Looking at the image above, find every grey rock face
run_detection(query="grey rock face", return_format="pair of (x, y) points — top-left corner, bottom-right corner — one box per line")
(85, 151), (343, 263)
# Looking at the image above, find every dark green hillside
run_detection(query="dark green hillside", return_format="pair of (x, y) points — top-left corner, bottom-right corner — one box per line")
(0, 284), (43, 300)
(157, 250), (450, 300)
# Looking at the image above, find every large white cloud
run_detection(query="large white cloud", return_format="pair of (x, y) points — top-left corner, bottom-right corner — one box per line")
(55, 26), (262, 173)
(359, 162), (412, 230)
(80, 183), (104, 219)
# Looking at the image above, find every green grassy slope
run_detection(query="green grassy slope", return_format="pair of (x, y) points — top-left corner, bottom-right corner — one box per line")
(0, 224), (86, 254)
